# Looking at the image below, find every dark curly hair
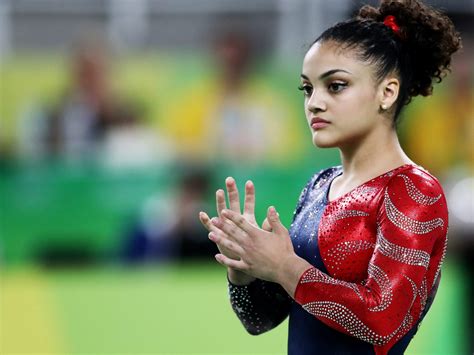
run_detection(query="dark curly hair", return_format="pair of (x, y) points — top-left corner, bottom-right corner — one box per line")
(312, 0), (462, 124)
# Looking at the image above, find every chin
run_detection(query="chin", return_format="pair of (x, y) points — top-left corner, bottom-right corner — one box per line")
(312, 133), (338, 148)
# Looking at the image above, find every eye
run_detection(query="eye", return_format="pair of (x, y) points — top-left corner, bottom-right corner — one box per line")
(298, 84), (313, 97)
(328, 81), (348, 93)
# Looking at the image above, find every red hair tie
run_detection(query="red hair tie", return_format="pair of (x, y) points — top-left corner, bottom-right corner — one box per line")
(383, 15), (402, 38)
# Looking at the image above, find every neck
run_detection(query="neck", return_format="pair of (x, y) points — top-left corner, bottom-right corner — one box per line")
(338, 124), (413, 180)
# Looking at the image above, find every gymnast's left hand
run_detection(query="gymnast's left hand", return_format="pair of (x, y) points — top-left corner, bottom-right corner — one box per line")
(210, 206), (296, 283)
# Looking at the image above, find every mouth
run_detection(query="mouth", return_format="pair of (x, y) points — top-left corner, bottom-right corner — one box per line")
(310, 117), (330, 130)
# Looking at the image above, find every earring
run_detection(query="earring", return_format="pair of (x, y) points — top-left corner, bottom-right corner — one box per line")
(380, 104), (387, 110)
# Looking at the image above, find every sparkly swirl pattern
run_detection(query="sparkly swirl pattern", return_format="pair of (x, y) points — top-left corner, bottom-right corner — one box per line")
(384, 190), (444, 234)
(300, 267), (364, 301)
(397, 174), (442, 205)
(302, 298), (414, 346)
(327, 240), (375, 266)
(295, 166), (448, 354)
(367, 263), (392, 312)
(326, 209), (370, 223)
(419, 277), (428, 311)
(302, 301), (391, 346)
(376, 228), (431, 269)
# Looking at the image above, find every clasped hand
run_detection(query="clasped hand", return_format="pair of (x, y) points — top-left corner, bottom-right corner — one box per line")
(199, 177), (295, 284)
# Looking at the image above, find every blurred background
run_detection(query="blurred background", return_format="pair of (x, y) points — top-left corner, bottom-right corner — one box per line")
(0, 0), (472, 353)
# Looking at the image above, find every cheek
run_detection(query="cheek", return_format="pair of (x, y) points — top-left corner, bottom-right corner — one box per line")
(340, 89), (374, 112)
(317, 91), (377, 146)
(304, 100), (311, 119)
(334, 88), (378, 126)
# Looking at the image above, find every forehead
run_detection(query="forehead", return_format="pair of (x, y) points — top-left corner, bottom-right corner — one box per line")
(302, 41), (369, 80)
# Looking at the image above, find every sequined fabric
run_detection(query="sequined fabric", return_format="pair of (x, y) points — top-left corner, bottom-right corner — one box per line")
(228, 277), (291, 335)
(294, 164), (448, 354)
(228, 164), (448, 355)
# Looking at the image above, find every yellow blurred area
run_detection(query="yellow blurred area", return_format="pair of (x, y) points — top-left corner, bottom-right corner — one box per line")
(160, 75), (303, 164)
(1, 271), (65, 353)
(401, 85), (474, 176)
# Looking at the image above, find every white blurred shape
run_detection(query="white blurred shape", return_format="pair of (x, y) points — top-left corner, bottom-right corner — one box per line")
(448, 177), (474, 224)
(101, 126), (175, 170)
(0, 0), (11, 61)
(108, 0), (148, 52)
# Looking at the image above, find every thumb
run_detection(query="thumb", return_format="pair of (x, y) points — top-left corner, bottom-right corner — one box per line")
(262, 217), (272, 232)
(266, 206), (286, 234)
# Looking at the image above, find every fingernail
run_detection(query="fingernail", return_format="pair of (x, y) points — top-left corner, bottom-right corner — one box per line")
(215, 254), (223, 262)
(270, 206), (280, 217)
(208, 232), (215, 240)
(211, 217), (220, 226)
(225, 177), (234, 185)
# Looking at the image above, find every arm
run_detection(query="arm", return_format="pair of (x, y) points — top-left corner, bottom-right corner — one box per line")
(290, 172), (448, 351)
(213, 171), (447, 351)
(210, 171), (325, 334)
(228, 277), (292, 335)
(200, 177), (292, 333)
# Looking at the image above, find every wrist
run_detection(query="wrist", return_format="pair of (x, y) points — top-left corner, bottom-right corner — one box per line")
(227, 268), (256, 286)
(276, 253), (312, 298)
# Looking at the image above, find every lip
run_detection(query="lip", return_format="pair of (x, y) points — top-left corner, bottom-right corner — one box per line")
(310, 117), (330, 130)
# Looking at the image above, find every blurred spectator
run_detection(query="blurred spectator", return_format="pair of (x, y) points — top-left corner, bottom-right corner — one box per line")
(401, 38), (473, 178)
(100, 104), (174, 171)
(160, 32), (302, 167)
(121, 167), (213, 263)
(15, 35), (158, 165)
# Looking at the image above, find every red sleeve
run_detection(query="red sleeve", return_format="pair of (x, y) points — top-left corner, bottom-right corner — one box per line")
(293, 171), (448, 354)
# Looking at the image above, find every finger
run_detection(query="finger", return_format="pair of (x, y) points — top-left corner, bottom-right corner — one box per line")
(199, 211), (215, 232)
(220, 209), (256, 235)
(208, 232), (245, 256)
(243, 180), (255, 216)
(225, 177), (241, 213)
(200, 211), (227, 233)
(216, 189), (227, 217)
(202, 212), (241, 244)
(266, 206), (287, 234)
(200, 212), (234, 236)
(211, 216), (248, 243)
(215, 253), (248, 271)
(262, 217), (272, 232)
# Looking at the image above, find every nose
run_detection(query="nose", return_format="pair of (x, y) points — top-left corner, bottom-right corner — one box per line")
(307, 90), (327, 113)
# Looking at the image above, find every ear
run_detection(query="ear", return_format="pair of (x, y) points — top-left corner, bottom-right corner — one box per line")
(378, 76), (400, 112)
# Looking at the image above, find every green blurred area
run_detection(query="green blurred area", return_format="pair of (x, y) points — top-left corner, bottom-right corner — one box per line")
(0, 53), (339, 265)
(1, 161), (342, 264)
(0, 53), (471, 354)
(0, 261), (468, 354)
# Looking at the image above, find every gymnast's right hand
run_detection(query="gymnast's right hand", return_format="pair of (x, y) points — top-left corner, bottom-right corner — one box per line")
(199, 177), (266, 285)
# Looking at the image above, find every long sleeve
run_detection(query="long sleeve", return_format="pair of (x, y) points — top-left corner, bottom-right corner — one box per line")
(293, 170), (448, 354)
(225, 171), (328, 335)
(228, 278), (291, 335)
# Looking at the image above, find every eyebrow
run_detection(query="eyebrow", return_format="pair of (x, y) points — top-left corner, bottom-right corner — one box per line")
(300, 69), (352, 81)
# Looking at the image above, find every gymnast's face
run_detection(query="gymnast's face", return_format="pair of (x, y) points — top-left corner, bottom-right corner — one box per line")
(300, 40), (384, 149)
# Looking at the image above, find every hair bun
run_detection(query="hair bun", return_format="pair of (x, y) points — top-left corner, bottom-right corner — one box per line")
(358, 0), (461, 99)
